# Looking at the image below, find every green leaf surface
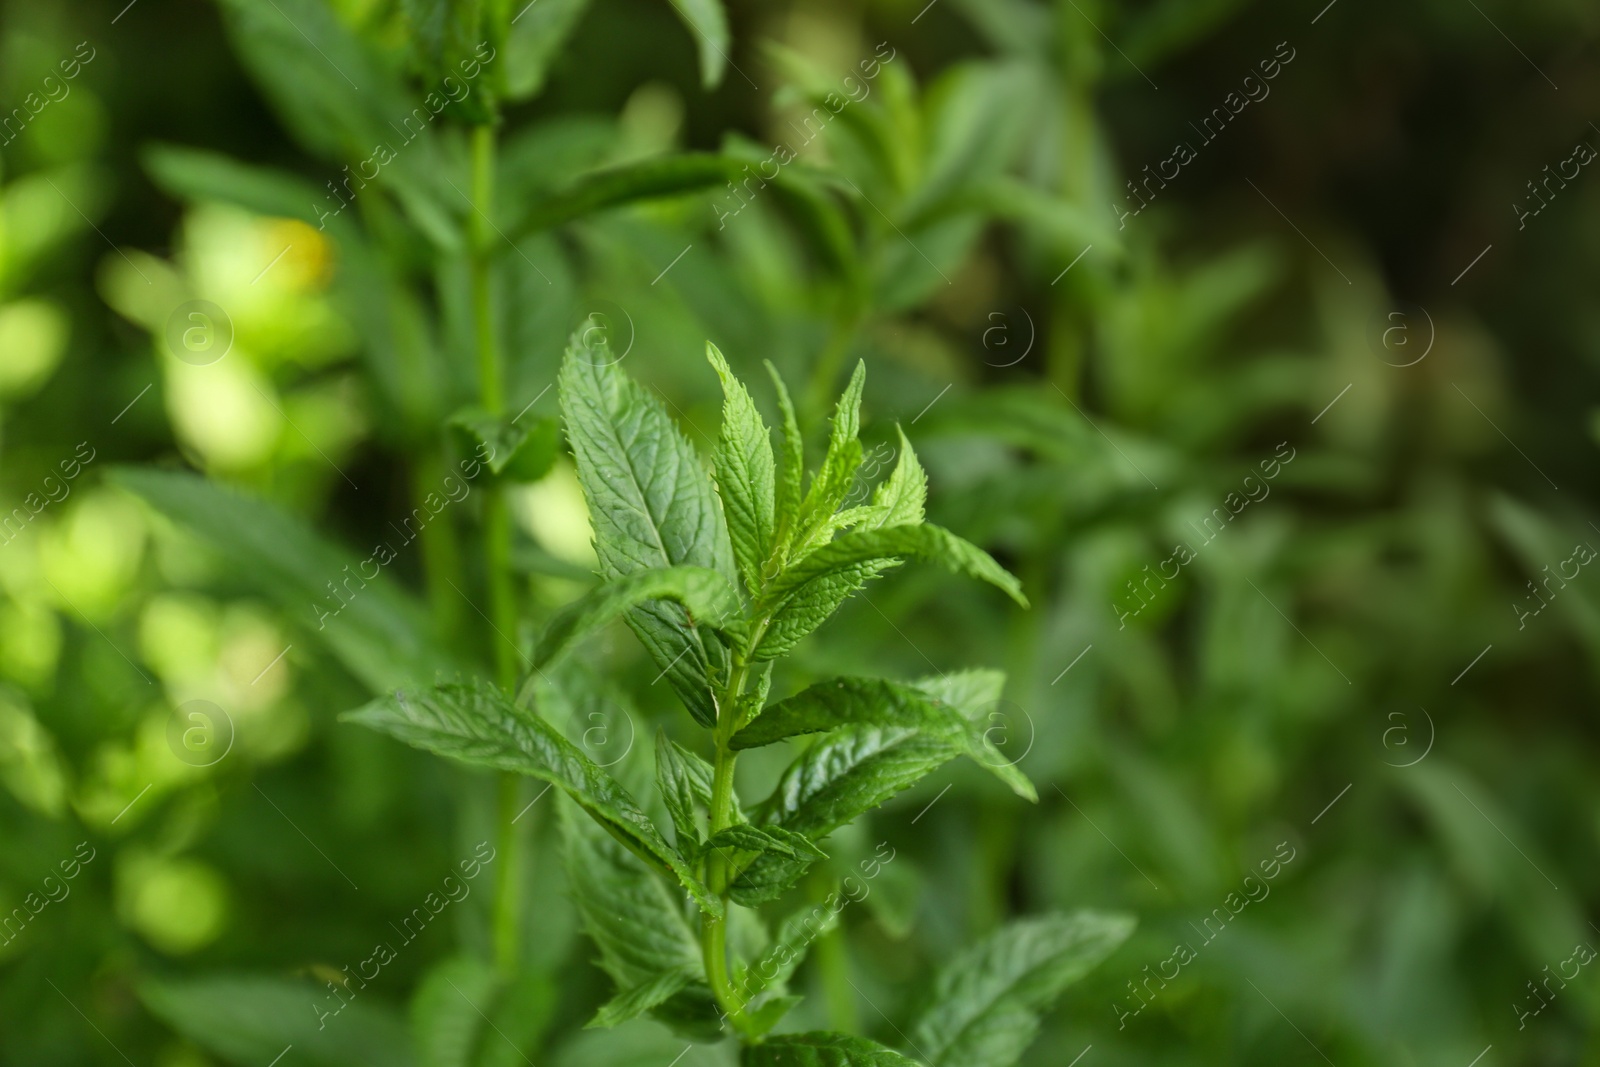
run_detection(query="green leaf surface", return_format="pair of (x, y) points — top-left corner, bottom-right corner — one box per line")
(142, 143), (324, 225)
(761, 724), (963, 838)
(449, 408), (561, 479)
(861, 428), (927, 530)
(766, 360), (806, 558)
(411, 956), (498, 1067)
(533, 567), (744, 672)
(514, 154), (741, 235)
(707, 824), (828, 906)
(733, 677), (964, 750)
(504, 0), (593, 100)
(908, 670), (1006, 719)
(906, 912), (1135, 1067)
(665, 0), (731, 88)
(772, 523), (1028, 611)
(736, 677), (1035, 802)
(752, 560), (900, 661)
(345, 680), (720, 916)
(736, 905), (837, 1004)
(793, 361), (867, 554)
(112, 468), (452, 694)
(655, 728), (705, 852)
(561, 801), (724, 1041)
(708, 342), (777, 598)
(742, 1031), (921, 1066)
(139, 975), (415, 1067)
(559, 332), (739, 727)
(584, 966), (697, 1029)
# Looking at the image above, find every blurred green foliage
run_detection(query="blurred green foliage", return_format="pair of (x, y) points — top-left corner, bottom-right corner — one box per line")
(3, 0), (1599, 1064)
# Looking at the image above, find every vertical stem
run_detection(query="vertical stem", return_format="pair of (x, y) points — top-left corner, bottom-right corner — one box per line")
(703, 658), (754, 1036)
(469, 121), (524, 977)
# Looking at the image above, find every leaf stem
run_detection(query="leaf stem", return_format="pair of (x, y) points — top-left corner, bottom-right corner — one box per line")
(470, 121), (524, 978)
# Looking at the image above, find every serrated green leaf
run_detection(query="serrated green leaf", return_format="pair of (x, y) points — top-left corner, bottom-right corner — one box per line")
(732, 677), (963, 750)
(561, 798), (701, 980)
(906, 669), (1036, 801)
(411, 956), (498, 1067)
(743, 1032), (920, 1067)
(708, 342), (777, 598)
(861, 428), (927, 530)
(345, 680), (720, 916)
(762, 725), (962, 838)
(654, 730), (745, 856)
(717, 824), (828, 906)
(533, 567), (744, 672)
(752, 560), (899, 662)
(771, 523), (1027, 615)
(112, 468), (452, 694)
(665, 0), (730, 89)
(655, 728), (704, 853)
(138, 975), (415, 1067)
(561, 802), (725, 1041)
(559, 330), (738, 728)
(735, 677), (1036, 802)
(908, 670), (1006, 719)
(584, 965), (697, 1029)
(766, 359), (805, 559)
(450, 408), (561, 479)
(704, 822), (804, 853)
(705, 824), (828, 905)
(792, 361), (867, 555)
(906, 912), (1135, 1067)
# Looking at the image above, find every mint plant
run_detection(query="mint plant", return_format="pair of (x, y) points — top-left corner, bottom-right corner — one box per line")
(348, 329), (1133, 1065)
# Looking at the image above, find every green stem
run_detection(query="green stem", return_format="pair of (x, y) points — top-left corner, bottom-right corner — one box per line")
(469, 121), (524, 978)
(703, 652), (757, 1037)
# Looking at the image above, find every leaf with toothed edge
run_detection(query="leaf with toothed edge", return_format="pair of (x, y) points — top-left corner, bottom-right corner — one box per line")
(760, 724), (964, 839)
(707, 342), (778, 599)
(559, 330), (739, 728)
(906, 912), (1136, 1067)
(734, 677), (1036, 802)
(532, 566), (744, 672)
(344, 679), (721, 917)
(741, 1031), (921, 1066)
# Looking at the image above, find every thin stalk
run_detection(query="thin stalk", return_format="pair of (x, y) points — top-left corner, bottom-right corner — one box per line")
(703, 658), (748, 1029)
(468, 121), (524, 978)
